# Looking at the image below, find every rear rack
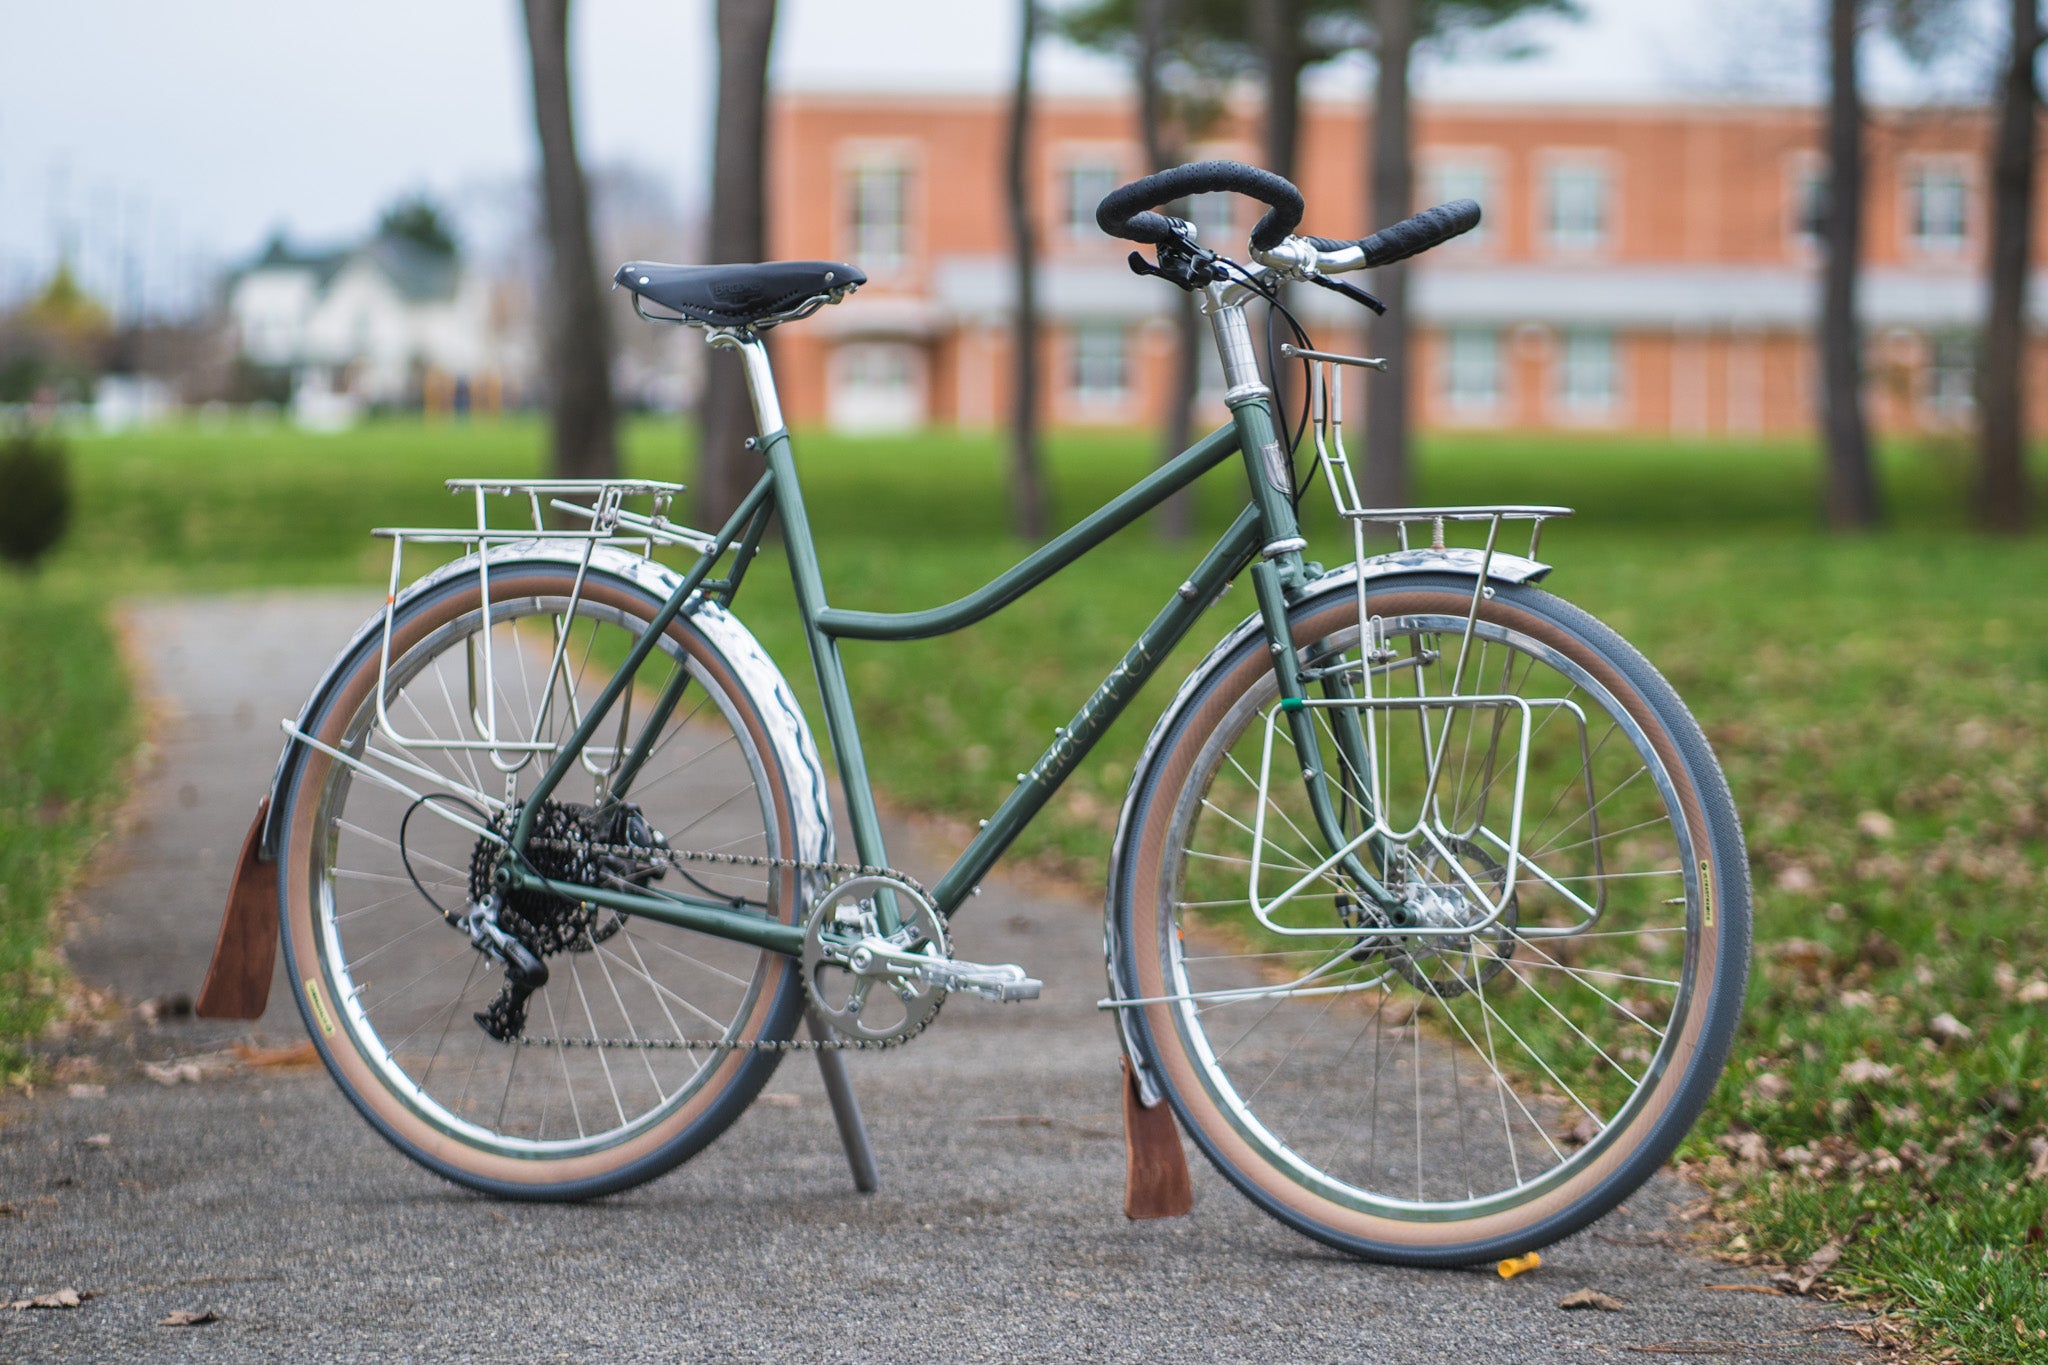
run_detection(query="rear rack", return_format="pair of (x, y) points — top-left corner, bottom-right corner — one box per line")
(366, 479), (716, 776)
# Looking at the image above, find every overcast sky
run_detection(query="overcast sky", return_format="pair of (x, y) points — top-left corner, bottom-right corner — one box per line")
(0, 0), (2004, 315)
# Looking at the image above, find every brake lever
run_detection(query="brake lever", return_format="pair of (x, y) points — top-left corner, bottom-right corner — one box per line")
(1304, 273), (1387, 315)
(1127, 225), (1227, 292)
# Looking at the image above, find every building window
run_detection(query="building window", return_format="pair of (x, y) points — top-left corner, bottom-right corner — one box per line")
(1063, 160), (1121, 240)
(1558, 329), (1617, 417)
(1070, 324), (1127, 404)
(829, 341), (926, 432)
(1187, 191), (1235, 247)
(847, 160), (910, 268)
(1908, 162), (1968, 253)
(1925, 331), (1974, 421)
(1544, 161), (1609, 252)
(1446, 328), (1501, 414)
(1792, 164), (1828, 246)
(1425, 159), (1494, 244)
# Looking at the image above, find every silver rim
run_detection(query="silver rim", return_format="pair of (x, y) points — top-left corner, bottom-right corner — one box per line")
(1158, 609), (1700, 1221)
(306, 589), (788, 1159)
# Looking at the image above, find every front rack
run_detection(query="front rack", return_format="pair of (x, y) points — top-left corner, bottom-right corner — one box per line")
(366, 478), (715, 777)
(1244, 347), (1602, 941)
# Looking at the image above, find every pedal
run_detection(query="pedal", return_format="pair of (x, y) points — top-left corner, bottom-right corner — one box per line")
(915, 957), (1042, 1003)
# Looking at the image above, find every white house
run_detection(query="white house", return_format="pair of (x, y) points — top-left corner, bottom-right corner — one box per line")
(229, 234), (524, 424)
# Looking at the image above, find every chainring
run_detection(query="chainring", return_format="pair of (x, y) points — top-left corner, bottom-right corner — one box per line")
(800, 874), (948, 1044)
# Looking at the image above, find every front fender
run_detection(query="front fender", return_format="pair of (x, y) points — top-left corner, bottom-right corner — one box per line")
(1102, 546), (1550, 1101)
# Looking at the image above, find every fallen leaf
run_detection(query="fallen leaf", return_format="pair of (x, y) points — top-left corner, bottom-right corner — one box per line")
(159, 1308), (220, 1327)
(2026, 1136), (2048, 1182)
(1773, 865), (1821, 895)
(1717, 1130), (1771, 1167)
(1855, 810), (1896, 840)
(9, 1287), (91, 1310)
(82, 1133), (112, 1148)
(1838, 1058), (1895, 1087)
(2019, 979), (2048, 1005)
(1559, 1287), (1626, 1311)
(1745, 1072), (1790, 1104)
(142, 1061), (208, 1086)
(1497, 1252), (1541, 1279)
(230, 1040), (319, 1069)
(138, 992), (193, 1023)
(1771, 1240), (1843, 1295)
(65, 1083), (106, 1098)
(1927, 1012), (1973, 1044)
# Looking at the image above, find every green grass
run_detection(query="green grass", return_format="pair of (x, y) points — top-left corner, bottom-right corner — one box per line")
(17, 411), (2048, 1359)
(0, 582), (135, 1076)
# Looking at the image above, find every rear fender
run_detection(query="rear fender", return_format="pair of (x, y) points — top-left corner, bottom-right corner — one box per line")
(199, 540), (829, 1014)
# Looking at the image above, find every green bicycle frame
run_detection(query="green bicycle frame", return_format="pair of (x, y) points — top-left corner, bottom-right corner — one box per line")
(499, 332), (1384, 956)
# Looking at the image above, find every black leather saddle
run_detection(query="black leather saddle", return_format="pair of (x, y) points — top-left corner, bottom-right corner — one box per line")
(613, 260), (865, 328)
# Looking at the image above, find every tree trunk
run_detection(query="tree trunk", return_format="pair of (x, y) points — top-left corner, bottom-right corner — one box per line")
(1821, 0), (1880, 529)
(1138, 0), (1198, 540)
(521, 0), (617, 483)
(1361, 0), (1414, 511)
(1977, 0), (2038, 534)
(1254, 0), (1302, 183)
(697, 0), (778, 530)
(1256, 0), (1306, 451)
(1006, 0), (1048, 541)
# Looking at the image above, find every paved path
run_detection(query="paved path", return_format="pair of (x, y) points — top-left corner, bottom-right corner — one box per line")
(2, 593), (1876, 1363)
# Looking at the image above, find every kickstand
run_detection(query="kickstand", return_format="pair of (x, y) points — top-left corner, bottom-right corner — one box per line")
(807, 1009), (879, 1193)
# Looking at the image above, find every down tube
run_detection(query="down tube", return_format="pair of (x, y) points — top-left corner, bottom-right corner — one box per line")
(929, 507), (1264, 912)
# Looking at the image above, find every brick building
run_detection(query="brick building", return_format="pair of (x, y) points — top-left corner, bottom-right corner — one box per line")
(764, 89), (2047, 438)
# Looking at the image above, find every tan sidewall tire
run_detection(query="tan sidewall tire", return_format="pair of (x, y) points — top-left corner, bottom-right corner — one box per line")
(1120, 580), (1746, 1259)
(277, 569), (806, 1194)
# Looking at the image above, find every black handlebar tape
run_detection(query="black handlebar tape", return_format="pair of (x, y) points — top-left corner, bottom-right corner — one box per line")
(1347, 199), (1483, 267)
(1095, 160), (1305, 251)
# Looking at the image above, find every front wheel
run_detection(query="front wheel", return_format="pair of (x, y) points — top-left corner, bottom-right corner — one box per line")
(274, 556), (831, 1200)
(1111, 574), (1750, 1264)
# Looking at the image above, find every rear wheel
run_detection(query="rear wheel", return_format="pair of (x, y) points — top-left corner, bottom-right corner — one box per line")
(275, 561), (825, 1199)
(1113, 575), (1749, 1263)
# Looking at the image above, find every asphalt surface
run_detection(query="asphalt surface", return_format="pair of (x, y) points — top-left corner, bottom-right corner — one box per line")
(1, 592), (1879, 1363)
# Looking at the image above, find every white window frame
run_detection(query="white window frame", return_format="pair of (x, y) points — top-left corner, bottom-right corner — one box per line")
(1420, 150), (1500, 253)
(838, 141), (918, 273)
(1069, 322), (1128, 407)
(1556, 328), (1620, 423)
(1786, 151), (1828, 254)
(1904, 155), (1971, 257)
(1540, 153), (1613, 256)
(1444, 327), (1503, 419)
(1056, 147), (1128, 246)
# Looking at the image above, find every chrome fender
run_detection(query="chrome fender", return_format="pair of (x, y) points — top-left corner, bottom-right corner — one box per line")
(1103, 546), (1550, 1104)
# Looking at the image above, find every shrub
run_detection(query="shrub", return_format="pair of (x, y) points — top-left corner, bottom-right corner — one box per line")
(0, 428), (74, 571)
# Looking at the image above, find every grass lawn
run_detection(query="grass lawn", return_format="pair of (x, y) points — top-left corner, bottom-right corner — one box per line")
(0, 584), (135, 1077)
(16, 410), (2048, 1360)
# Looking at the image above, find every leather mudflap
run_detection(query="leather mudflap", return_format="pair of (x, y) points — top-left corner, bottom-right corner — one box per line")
(194, 799), (279, 1020)
(1121, 1057), (1193, 1220)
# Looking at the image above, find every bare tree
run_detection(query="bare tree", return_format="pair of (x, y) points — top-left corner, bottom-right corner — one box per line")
(521, 0), (617, 481)
(1361, 0), (1416, 510)
(697, 0), (778, 530)
(1137, 0), (1205, 540)
(1007, 0), (1049, 540)
(1977, 0), (2039, 533)
(1820, 0), (1881, 528)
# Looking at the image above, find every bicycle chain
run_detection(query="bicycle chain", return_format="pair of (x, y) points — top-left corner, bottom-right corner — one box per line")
(509, 837), (941, 1053)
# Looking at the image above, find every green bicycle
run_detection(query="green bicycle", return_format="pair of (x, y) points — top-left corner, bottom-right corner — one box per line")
(200, 161), (1750, 1266)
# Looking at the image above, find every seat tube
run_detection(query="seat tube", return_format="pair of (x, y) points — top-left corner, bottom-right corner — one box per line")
(713, 330), (898, 894)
